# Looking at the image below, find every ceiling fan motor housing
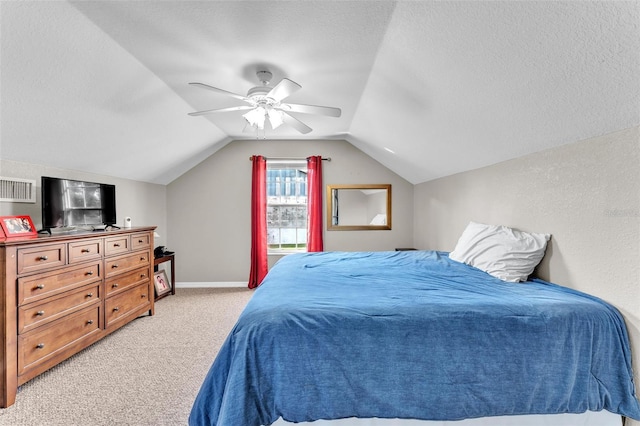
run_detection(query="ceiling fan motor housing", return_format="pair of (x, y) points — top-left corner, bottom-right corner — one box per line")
(248, 71), (276, 105)
(247, 86), (272, 99)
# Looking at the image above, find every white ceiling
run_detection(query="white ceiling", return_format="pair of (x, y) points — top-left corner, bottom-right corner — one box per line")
(2, 1), (639, 185)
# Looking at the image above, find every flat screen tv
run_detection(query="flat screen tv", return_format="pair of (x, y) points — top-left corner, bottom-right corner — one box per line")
(41, 176), (116, 231)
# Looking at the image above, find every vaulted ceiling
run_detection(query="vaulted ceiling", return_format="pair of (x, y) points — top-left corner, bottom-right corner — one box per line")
(2, 1), (638, 185)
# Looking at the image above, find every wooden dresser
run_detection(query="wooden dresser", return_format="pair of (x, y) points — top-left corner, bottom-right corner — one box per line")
(0, 226), (155, 407)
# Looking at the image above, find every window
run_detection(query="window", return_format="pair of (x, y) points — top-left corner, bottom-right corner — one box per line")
(266, 160), (307, 252)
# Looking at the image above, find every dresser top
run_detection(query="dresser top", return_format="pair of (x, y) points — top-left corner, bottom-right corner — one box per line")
(0, 226), (156, 247)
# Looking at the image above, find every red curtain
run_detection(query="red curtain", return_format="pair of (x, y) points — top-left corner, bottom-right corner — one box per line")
(248, 155), (268, 289)
(307, 156), (324, 252)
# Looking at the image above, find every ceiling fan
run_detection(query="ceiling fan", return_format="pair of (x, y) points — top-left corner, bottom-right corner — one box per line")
(188, 70), (341, 135)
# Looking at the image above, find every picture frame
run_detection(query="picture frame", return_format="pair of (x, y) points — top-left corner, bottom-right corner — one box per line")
(0, 215), (37, 238)
(153, 269), (171, 297)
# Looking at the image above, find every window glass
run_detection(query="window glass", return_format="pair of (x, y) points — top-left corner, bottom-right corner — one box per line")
(267, 161), (307, 252)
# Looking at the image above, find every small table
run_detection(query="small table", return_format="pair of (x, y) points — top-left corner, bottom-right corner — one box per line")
(153, 254), (175, 301)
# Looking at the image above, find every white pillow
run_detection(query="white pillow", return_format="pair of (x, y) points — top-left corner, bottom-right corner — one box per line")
(449, 221), (550, 282)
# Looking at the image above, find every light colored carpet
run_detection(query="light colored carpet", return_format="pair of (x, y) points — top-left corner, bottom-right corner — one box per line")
(0, 287), (254, 426)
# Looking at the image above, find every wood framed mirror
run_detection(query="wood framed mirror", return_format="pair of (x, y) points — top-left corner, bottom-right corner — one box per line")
(326, 184), (391, 231)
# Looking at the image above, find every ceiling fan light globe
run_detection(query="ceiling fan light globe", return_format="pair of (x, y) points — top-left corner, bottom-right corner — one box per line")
(268, 109), (285, 129)
(243, 107), (266, 127)
(257, 107), (267, 128)
(242, 110), (256, 126)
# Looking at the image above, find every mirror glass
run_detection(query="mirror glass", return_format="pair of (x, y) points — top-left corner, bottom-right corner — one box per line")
(326, 184), (391, 230)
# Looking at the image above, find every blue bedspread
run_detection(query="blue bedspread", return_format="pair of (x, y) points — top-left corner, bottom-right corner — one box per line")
(189, 251), (640, 425)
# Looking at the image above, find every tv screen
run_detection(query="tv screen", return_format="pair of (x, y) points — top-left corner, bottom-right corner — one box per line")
(41, 176), (116, 230)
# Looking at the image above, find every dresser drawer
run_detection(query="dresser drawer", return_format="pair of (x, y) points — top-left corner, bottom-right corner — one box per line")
(68, 239), (102, 264)
(105, 266), (149, 297)
(18, 261), (101, 306)
(105, 284), (150, 328)
(105, 250), (150, 278)
(130, 232), (151, 251)
(17, 244), (67, 275)
(18, 284), (100, 334)
(18, 305), (101, 375)
(105, 235), (130, 255)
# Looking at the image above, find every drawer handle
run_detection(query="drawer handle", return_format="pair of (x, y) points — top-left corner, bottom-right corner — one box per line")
(36, 284), (45, 290)
(140, 274), (146, 278)
(36, 310), (45, 316)
(113, 307), (120, 312)
(141, 294), (146, 298)
(86, 271), (94, 276)
(38, 255), (48, 261)
(112, 264), (119, 269)
(36, 343), (45, 349)
(87, 320), (94, 325)
(138, 239), (144, 243)
(112, 283), (119, 288)
(86, 293), (93, 298)
(113, 243), (120, 247)
(81, 248), (91, 253)
(140, 256), (146, 261)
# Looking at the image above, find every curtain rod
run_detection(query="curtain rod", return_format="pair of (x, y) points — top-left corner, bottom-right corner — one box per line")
(249, 156), (331, 161)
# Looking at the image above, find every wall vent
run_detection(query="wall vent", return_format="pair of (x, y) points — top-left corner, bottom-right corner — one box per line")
(0, 177), (37, 203)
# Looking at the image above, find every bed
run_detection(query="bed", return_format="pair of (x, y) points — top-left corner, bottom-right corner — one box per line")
(189, 249), (640, 426)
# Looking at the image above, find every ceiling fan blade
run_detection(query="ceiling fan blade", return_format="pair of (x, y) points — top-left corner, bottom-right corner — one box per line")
(280, 103), (341, 118)
(189, 82), (249, 102)
(188, 105), (254, 117)
(267, 78), (301, 102)
(282, 112), (312, 134)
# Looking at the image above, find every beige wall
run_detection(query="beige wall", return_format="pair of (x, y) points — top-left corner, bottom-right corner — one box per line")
(3, 131), (639, 420)
(0, 159), (167, 242)
(166, 139), (414, 283)
(413, 126), (640, 419)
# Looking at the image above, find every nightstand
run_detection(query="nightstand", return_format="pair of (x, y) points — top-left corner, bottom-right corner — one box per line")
(154, 253), (175, 300)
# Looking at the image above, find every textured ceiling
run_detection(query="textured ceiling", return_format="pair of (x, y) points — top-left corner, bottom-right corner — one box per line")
(1, 1), (639, 185)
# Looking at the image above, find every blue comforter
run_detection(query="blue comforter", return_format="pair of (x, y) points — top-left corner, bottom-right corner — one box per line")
(189, 251), (640, 425)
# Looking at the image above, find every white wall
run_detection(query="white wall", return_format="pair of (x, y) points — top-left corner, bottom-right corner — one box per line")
(166, 139), (414, 283)
(0, 159), (167, 242)
(413, 126), (640, 423)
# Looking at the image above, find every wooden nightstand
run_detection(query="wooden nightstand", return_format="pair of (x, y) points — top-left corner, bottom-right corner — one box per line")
(153, 254), (175, 301)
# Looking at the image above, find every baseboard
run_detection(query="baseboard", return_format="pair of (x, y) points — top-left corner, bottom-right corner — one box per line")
(175, 282), (247, 289)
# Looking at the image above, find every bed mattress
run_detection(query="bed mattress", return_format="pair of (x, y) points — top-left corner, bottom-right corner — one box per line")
(189, 251), (640, 426)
